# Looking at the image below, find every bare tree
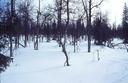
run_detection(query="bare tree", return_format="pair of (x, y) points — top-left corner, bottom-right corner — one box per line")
(63, 0), (70, 66)
(34, 0), (41, 50)
(18, 0), (33, 47)
(9, 0), (15, 57)
(82, 0), (104, 52)
(55, 0), (70, 66)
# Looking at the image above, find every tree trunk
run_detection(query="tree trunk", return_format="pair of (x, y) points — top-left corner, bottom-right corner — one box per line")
(34, 0), (40, 50)
(9, 36), (13, 57)
(56, 0), (70, 66)
(73, 37), (76, 53)
(61, 41), (70, 66)
(10, 0), (15, 57)
(15, 35), (19, 49)
(88, 0), (92, 52)
(66, 0), (69, 26)
(34, 35), (38, 50)
(24, 34), (28, 47)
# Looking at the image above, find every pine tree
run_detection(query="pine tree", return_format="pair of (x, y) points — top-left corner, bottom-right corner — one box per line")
(93, 14), (110, 45)
(122, 3), (128, 43)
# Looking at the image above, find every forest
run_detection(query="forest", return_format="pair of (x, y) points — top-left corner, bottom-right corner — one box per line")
(0, 0), (128, 83)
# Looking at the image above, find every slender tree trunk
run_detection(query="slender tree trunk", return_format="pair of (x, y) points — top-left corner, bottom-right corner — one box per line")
(24, 34), (28, 47)
(56, 0), (70, 66)
(9, 36), (13, 57)
(88, 0), (92, 52)
(66, 0), (69, 25)
(62, 43), (70, 66)
(82, 0), (104, 52)
(34, 0), (40, 50)
(63, 0), (70, 66)
(73, 37), (76, 53)
(15, 35), (19, 49)
(10, 0), (15, 57)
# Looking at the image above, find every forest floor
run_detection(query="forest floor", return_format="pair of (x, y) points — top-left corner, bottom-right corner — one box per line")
(1, 39), (128, 83)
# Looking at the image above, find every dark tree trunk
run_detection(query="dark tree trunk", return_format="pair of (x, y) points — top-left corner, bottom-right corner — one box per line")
(63, 0), (70, 66)
(62, 44), (70, 66)
(24, 34), (28, 47)
(15, 35), (20, 49)
(73, 37), (76, 53)
(60, 40), (70, 66)
(66, 0), (69, 26)
(9, 36), (13, 57)
(82, 0), (104, 52)
(34, 0), (41, 50)
(10, 0), (15, 57)
(34, 35), (38, 50)
(56, 0), (70, 66)
(88, 0), (92, 52)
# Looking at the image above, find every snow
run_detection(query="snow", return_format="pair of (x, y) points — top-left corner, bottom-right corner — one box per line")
(1, 39), (128, 83)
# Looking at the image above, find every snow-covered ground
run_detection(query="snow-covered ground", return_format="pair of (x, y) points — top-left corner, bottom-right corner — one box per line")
(1, 39), (128, 83)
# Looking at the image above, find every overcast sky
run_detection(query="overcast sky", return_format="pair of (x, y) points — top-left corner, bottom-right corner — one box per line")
(33, 0), (126, 25)
(100, 0), (125, 25)
(0, 0), (126, 25)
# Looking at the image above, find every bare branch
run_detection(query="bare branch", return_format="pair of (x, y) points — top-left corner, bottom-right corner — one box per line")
(91, 0), (104, 9)
(81, 0), (89, 21)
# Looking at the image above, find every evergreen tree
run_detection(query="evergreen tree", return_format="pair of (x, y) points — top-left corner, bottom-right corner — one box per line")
(122, 3), (128, 43)
(93, 14), (111, 45)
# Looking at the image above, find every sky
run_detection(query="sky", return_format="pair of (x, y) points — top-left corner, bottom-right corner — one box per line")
(100, 0), (125, 25)
(33, 0), (126, 25)
(0, 0), (126, 25)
